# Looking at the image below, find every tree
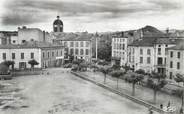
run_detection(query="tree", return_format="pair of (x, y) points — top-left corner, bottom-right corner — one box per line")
(99, 66), (111, 84)
(150, 71), (166, 82)
(98, 61), (109, 66)
(147, 78), (167, 104)
(91, 64), (99, 72)
(97, 35), (112, 62)
(111, 64), (121, 70)
(79, 63), (88, 71)
(28, 59), (39, 69)
(0, 64), (9, 75)
(172, 89), (184, 108)
(174, 73), (184, 108)
(121, 65), (132, 72)
(1, 61), (15, 69)
(135, 69), (145, 75)
(125, 73), (144, 96)
(111, 70), (126, 89)
(174, 73), (184, 86)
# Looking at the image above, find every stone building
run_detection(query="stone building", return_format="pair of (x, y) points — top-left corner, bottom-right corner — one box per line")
(166, 42), (184, 79)
(0, 41), (65, 69)
(53, 33), (93, 62)
(128, 38), (180, 74)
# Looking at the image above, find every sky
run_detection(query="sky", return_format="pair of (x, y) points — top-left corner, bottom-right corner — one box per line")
(0, 0), (184, 32)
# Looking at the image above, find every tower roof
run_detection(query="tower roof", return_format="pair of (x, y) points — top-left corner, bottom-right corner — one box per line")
(53, 16), (63, 25)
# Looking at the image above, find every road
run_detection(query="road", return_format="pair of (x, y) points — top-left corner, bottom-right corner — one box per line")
(0, 68), (156, 114)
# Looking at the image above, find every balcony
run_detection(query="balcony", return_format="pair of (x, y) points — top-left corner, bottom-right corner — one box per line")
(155, 64), (166, 68)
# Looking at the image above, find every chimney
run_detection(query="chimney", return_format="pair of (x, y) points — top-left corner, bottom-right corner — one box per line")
(166, 28), (169, 34)
(22, 26), (27, 29)
(43, 31), (46, 42)
(121, 32), (124, 37)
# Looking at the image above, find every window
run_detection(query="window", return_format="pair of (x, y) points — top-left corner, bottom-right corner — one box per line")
(64, 42), (67, 47)
(122, 44), (125, 50)
(86, 42), (90, 47)
(177, 62), (180, 69)
(22, 40), (26, 43)
(158, 45), (161, 47)
(80, 41), (84, 47)
(52, 52), (54, 57)
(21, 53), (24, 59)
(75, 49), (79, 55)
(169, 72), (173, 79)
(177, 52), (180, 58)
(140, 49), (143, 55)
(158, 48), (161, 55)
(157, 57), (163, 65)
(70, 42), (74, 47)
(70, 49), (74, 55)
(170, 61), (173, 68)
(12, 53), (15, 59)
(43, 52), (45, 58)
(170, 51), (173, 58)
(86, 49), (89, 55)
(80, 49), (84, 55)
(56, 51), (58, 56)
(147, 57), (151, 64)
(61, 50), (63, 56)
(3, 53), (6, 60)
(140, 57), (143, 63)
(48, 52), (50, 58)
(147, 49), (151, 55)
(31, 53), (34, 59)
(75, 42), (79, 47)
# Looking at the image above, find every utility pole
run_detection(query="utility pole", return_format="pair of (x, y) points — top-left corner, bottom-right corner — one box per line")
(95, 35), (98, 60)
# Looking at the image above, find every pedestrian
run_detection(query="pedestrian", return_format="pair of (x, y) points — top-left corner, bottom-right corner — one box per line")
(148, 106), (153, 114)
(167, 101), (170, 108)
(180, 108), (183, 114)
(160, 104), (163, 109)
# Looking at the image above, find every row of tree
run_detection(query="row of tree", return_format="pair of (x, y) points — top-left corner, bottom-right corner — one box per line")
(97, 66), (167, 104)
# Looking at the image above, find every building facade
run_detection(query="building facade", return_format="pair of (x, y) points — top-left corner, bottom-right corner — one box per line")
(128, 44), (155, 73)
(111, 37), (128, 66)
(128, 38), (180, 74)
(62, 39), (92, 62)
(166, 43), (184, 79)
(0, 41), (65, 69)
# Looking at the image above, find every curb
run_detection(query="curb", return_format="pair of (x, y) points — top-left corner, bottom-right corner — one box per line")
(71, 71), (166, 114)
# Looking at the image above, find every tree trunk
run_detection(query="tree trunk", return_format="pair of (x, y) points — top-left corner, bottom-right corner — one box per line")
(117, 78), (119, 89)
(104, 74), (106, 84)
(132, 83), (135, 96)
(153, 90), (157, 104)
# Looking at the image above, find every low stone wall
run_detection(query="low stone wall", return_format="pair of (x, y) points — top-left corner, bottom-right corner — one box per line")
(0, 74), (12, 80)
(71, 71), (167, 114)
(12, 70), (42, 77)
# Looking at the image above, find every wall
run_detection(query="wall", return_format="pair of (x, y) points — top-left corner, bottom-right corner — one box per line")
(18, 28), (43, 44)
(128, 46), (155, 73)
(62, 40), (92, 62)
(112, 37), (128, 66)
(41, 47), (65, 68)
(166, 50), (184, 79)
(0, 48), (42, 69)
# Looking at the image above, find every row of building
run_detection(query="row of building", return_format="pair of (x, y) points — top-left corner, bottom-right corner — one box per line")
(111, 32), (184, 80)
(0, 16), (93, 70)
